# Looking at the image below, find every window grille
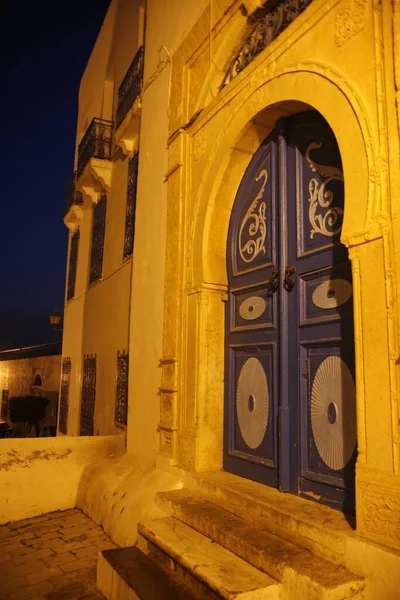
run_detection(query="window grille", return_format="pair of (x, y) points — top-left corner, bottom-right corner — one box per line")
(67, 228), (80, 301)
(1, 390), (9, 421)
(65, 172), (83, 215)
(123, 153), (139, 258)
(115, 351), (129, 426)
(59, 358), (71, 434)
(220, 0), (312, 90)
(116, 46), (144, 129)
(89, 194), (107, 285)
(80, 354), (96, 436)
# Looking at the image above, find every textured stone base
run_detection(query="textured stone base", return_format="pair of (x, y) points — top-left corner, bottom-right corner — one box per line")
(97, 546), (195, 600)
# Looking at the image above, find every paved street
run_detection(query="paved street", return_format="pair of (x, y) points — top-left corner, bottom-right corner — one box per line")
(0, 509), (117, 599)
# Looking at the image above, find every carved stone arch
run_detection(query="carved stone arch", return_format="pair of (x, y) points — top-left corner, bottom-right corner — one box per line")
(180, 66), (373, 473)
(191, 67), (373, 289)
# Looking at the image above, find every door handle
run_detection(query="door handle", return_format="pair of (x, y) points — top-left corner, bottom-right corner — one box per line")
(268, 267), (279, 292)
(284, 266), (296, 291)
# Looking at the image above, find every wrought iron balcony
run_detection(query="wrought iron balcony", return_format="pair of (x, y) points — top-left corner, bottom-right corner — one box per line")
(116, 46), (144, 129)
(77, 118), (113, 179)
(65, 172), (83, 216)
(220, 0), (312, 90)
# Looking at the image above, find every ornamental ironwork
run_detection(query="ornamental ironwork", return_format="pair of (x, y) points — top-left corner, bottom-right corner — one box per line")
(80, 354), (96, 436)
(77, 118), (113, 178)
(115, 350), (129, 426)
(89, 193), (107, 285)
(59, 358), (71, 434)
(123, 152), (139, 258)
(65, 172), (83, 216)
(116, 46), (144, 129)
(220, 0), (312, 90)
(67, 228), (80, 301)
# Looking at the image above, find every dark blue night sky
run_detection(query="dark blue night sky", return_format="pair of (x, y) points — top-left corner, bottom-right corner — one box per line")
(0, 1), (110, 349)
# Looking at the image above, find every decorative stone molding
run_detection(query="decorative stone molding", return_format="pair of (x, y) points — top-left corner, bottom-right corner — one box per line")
(335, 0), (368, 47)
(63, 204), (84, 232)
(114, 97), (141, 157)
(76, 158), (112, 205)
(358, 477), (400, 550)
(158, 357), (179, 460)
(158, 427), (177, 458)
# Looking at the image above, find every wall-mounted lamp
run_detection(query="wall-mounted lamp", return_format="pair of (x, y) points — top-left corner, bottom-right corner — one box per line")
(49, 308), (62, 332)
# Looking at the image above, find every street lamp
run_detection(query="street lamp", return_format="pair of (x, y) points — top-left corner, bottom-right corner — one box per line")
(49, 308), (62, 332)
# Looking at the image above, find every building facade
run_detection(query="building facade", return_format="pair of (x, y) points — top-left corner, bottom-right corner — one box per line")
(0, 341), (61, 433)
(60, 0), (400, 597)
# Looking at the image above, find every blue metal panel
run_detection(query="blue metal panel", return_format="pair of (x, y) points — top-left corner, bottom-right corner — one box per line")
(224, 110), (356, 513)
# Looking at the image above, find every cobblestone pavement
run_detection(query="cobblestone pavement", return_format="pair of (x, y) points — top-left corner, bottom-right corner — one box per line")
(0, 509), (117, 599)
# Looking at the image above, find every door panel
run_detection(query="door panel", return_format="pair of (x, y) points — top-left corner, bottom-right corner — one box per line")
(225, 132), (280, 487)
(287, 112), (356, 510)
(224, 110), (356, 513)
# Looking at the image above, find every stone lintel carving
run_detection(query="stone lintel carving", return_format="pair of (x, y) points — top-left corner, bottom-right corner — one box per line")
(114, 98), (141, 157)
(357, 464), (400, 550)
(358, 480), (400, 550)
(159, 391), (178, 429)
(335, 0), (368, 47)
(76, 158), (112, 204)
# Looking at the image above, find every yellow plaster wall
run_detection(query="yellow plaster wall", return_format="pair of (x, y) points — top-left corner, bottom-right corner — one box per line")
(109, 0), (145, 113)
(125, 0), (214, 462)
(0, 435), (124, 524)
(82, 262), (131, 436)
(77, 1), (116, 134)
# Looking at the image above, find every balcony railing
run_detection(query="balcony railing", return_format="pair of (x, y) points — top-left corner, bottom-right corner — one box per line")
(77, 118), (113, 179)
(116, 46), (144, 129)
(65, 172), (83, 216)
(220, 0), (312, 90)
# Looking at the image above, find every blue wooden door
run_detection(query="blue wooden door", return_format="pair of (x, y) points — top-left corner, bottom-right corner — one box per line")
(224, 110), (356, 512)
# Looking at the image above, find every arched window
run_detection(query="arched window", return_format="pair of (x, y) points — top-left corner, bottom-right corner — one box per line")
(34, 374), (42, 387)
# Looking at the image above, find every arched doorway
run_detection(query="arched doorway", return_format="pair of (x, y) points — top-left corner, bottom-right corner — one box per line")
(224, 110), (357, 513)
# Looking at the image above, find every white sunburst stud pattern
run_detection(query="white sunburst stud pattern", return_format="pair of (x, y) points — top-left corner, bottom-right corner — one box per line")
(236, 357), (269, 449)
(310, 355), (356, 471)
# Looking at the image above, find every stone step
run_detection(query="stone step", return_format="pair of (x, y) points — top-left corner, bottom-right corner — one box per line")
(97, 545), (197, 600)
(157, 489), (365, 600)
(138, 516), (282, 599)
(184, 470), (355, 564)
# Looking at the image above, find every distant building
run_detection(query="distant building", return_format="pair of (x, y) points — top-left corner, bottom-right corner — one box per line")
(58, 0), (400, 597)
(0, 341), (61, 433)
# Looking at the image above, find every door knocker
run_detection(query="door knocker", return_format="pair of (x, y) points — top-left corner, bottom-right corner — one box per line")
(268, 267), (279, 294)
(284, 266), (296, 291)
